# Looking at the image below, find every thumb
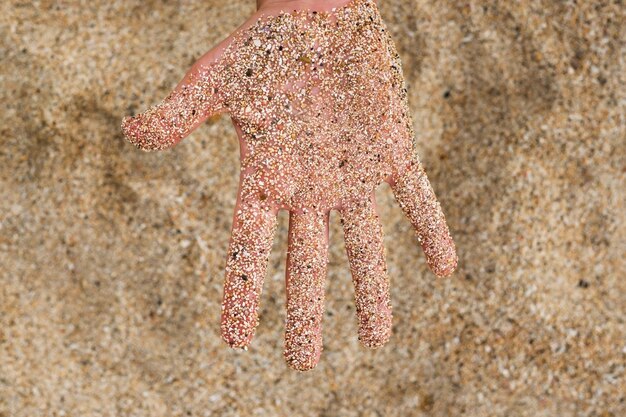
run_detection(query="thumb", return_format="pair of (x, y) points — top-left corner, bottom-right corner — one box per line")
(121, 50), (228, 152)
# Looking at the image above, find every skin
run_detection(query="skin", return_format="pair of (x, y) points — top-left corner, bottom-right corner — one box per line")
(258, 0), (368, 12)
(122, 0), (457, 371)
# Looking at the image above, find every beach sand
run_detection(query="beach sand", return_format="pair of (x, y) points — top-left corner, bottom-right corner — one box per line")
(1, 1), (624, 415)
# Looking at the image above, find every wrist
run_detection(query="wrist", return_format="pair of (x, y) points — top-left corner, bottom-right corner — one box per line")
(257, 0), (376, 12)
(257, 0), (308, 9)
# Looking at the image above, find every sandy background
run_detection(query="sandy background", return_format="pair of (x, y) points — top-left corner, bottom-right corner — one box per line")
(1, 0), (624, 416)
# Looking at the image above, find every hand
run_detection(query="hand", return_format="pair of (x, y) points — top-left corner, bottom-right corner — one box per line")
(121, 0), (457, 371)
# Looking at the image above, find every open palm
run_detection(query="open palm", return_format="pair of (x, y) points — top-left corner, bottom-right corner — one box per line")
(122, 0), (457, 371)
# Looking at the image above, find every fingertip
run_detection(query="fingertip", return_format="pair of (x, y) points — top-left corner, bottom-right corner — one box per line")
(358, 326), (392, 349)
(220, 306), (258, 349)
(284, 345), (322, 371)
(431, 251), (458, 278)
(121, 116), (146, 150)
(121, 114), (178, 152)
(220, 324), (255, 349)
(120, 115), (135, 136)
(356, 304), (393, 349)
